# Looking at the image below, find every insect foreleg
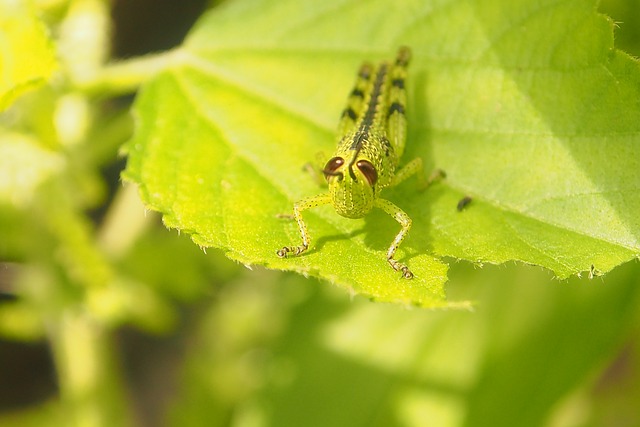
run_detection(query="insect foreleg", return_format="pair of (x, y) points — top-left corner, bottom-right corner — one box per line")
(391, 158), (445, 191)
(276, 193), (332, 258)
(390, 157), (424, 188)
(374, 198), (414, 279)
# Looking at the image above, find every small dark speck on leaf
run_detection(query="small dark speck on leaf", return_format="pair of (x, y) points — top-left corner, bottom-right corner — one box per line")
(457, 196), (473, 212)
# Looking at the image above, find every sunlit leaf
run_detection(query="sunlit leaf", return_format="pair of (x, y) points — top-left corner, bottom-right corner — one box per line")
(124, 0), (640, 306)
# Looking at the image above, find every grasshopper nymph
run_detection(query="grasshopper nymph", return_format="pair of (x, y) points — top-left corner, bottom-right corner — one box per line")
(277, 47), (439, 279)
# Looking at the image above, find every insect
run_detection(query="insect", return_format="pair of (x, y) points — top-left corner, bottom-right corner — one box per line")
(277, 47), (440, 279)
(457, 196), (473, 211)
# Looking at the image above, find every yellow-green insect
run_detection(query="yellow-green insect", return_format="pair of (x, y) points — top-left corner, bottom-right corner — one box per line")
(277, 46), (436, 279)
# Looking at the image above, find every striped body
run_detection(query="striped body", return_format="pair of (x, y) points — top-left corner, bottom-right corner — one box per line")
(327, 46), (410, 218)
(277, 47), (437, 279)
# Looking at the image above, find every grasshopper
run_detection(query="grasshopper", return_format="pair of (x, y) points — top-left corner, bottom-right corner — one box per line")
(277, 47), (440, 279)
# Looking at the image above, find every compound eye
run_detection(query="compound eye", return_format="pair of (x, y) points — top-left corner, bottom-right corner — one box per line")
(356, 160), (377, 186)
(323, 156), (345, 181)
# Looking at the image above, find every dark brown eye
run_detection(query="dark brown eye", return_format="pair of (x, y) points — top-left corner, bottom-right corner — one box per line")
(323, 157), (344, 181)
(356, 160), (377, 186)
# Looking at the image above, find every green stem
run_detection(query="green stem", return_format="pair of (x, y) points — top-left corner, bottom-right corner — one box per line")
(48, 310), (133, 427)
(97, 183), (155, 258)
(77, 50), (182, 96)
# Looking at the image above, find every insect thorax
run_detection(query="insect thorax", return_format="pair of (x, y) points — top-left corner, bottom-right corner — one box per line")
(325, 131), (397, 219)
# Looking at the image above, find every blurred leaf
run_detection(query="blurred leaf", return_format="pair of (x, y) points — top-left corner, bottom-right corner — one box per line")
(0, 399), (64, 427)
(0, 132), (64, 208)
(117, 227), (240, 301)
(167, 271), (311, 427)
(124, 0), (640, 307)
(599, 0), (640, 57)
(0, 0), (58, 111)
(584, 329), (640, 427)
(170, 264), (636, 427)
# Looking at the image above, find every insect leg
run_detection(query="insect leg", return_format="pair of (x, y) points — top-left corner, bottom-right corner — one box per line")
(389, 157), (424, 187)
(390, 157), (445, 190)
(374, 198), (414, 279)
(277, 193), (331, 258)
(337, 61), (374, 137)
(386, 46), (411, 159)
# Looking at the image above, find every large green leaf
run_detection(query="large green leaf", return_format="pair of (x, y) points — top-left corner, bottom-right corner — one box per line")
(124, 0), (640, 306)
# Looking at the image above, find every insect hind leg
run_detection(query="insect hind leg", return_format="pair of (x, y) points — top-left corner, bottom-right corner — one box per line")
(386, 47), (411, 159)
(336, 62), (374, 137)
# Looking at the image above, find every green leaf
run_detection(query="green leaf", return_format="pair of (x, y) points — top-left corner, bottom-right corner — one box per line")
(166, 263), (640, 427)
(0, 0), (58, 111)
(124, 0), (640, 306)
(0, 131), (64, 207)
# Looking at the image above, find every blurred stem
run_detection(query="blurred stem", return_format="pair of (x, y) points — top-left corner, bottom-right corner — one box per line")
(37, 181), (113, 290)
(60, 0), (179, 97)
(98, 183), (155, 258)
(48, 310), (133, 427)
(59, 0), (112, 84)
(33, 183), (135, 425)
(77, 50), (182, 96)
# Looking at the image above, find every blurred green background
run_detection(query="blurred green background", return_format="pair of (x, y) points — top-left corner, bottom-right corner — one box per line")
(1, 0), (640, 426)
